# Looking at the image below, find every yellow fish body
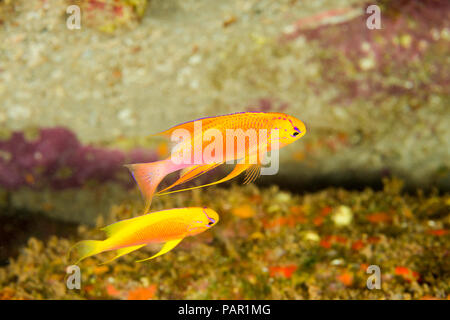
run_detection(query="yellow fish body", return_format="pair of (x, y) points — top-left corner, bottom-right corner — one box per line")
(127, 112), (306, 211)
(69, 207), (219, 264)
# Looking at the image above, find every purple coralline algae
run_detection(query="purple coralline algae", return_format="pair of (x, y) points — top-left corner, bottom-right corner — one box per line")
(0, 128), (158, 190)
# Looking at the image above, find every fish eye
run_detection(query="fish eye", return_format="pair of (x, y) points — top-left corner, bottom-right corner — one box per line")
(293, 131), (299, 137)
(207, 218), (215, 226)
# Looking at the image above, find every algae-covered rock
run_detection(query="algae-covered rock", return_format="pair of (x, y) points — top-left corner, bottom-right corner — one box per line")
(0, 181), (448, 299)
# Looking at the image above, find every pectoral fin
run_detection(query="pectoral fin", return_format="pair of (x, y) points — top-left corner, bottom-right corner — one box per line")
(136, 239), (183, 262)
(100, 244), (146, 265)
(243, 164), (261, 184)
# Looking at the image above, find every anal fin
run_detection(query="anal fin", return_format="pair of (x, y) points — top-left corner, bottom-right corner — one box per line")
(156, 163), (221, 195)
(157, 162), (253, 196)
(101, 244), (146, 265)
(136, 239), (183, 262)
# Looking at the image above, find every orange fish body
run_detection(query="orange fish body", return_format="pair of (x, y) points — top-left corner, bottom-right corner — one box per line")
(159, 112), (305, 159)
(69, 207), (219, 264)
(126, 112), (307, 212)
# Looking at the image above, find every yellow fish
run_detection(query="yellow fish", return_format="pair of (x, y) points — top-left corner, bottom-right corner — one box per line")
(127, 111), (306, 212)
(69, 207), (219, 264)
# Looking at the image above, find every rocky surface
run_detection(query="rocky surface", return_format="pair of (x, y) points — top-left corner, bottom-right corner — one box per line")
(1, 0), (448, 198)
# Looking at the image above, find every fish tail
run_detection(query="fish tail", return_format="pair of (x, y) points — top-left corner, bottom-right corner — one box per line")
(69, 240), (105, 264)
(125, 159), (184, 213)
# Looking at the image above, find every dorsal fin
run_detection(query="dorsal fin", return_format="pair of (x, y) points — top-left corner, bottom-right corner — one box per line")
(151, 117), (217, 138)
(101, 218), (135, 237)
(150, 112), (267, 138)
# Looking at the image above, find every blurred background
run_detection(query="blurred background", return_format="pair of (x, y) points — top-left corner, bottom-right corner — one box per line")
(0, 0), (449, 300)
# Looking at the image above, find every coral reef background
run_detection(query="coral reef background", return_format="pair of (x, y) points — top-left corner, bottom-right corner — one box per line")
(1, 182), (449, 299)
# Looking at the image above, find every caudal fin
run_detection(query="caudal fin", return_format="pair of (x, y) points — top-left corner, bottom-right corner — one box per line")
(125, 159), (182, 213)
(69, 240), (105, 264)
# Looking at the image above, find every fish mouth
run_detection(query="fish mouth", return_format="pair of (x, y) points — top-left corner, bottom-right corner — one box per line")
(203, 207), (216, 226)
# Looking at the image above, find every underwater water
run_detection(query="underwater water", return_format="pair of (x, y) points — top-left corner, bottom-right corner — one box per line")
(0, 0), (449, 300)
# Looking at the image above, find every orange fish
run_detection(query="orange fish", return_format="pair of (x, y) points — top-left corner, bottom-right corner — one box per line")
(69, 207), (219, 264)
(127, 112), (306, 212)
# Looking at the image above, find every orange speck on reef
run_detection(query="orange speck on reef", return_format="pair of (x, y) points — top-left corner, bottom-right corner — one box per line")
(249, 194), (262, 203)
(320, 206), (333, 216)
(366, 212), (392, 224)
(360, 263), (369, 271)
(293, 214), (307, 224)
(269, 265), (298, 278)
(127, 285), (157, 300)
(93, 265), (109, 275)
(289, 205), (303, 215)
(367, 236), (381, 244)
(180, 272), (192, 279)
(263, 217), (284, 228)
(313, 216), (324, 226)
(112, 69), (122, 79)
(83, 285), (95, 294)
(337, 132), (349, 144)
(263, 214), (306, 229)
(402, 207), (413, 218)
(351, 240), (365, 251)
(336, 236), (347, 244)
(427, 229), (449, 236)
(113, 5), (123, 17)
(320, 235), (347, 249)
(319, 239), (332, 249)
(336, 272), (353, 286)
(232, 204), (256, 218)
(395, 266), (420, 282)
(223, 15), (237, 28)
(88, 0), (105, 10)
(106, 284), (121, 297)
